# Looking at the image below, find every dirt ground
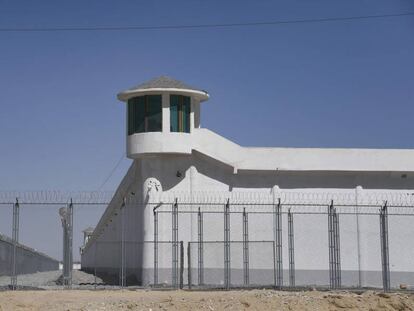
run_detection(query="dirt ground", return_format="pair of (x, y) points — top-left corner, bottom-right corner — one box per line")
(0, 289), (413, 311)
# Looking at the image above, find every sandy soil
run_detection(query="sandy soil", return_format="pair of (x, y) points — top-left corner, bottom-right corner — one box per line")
(0, 289), (414, 311)
(0, 270), (103, 287)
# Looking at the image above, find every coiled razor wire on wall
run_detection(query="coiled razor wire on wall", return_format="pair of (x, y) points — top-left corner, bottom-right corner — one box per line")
(1, 189), (414, 206)
(155, 189), (414, 207)
(0, 191), (115, 205)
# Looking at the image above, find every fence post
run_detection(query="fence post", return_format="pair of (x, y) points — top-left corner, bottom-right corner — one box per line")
(172, 198), (179, 288)
(242, 207), (249, 286)
(153, 209), (158, 286)
(187, 242), (192, 289)
(10, 198), (19, 289)
(288, 208), (295, 288)
(333, 208), (341, 289)
(61, 207), (67, 286)
(120, 199), (126, 288)
(59, 199), (73, 288)
(94, 241), (98, 290)
(180, 241), (184, 289)
(197, 207), (204, 285)
(68, 199), (73, 288)
(328, 200), (335, 289)
(380, 201), (390, 292)
(275, 198), (283, 289)
(355, 186), (363, 288)
(328, 201), (332, 289)
(224, 198), (231, 290)
(328, 201), (341, 290)
(272, 241), (277, 289)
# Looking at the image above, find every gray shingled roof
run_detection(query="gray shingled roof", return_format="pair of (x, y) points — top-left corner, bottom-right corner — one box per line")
(127, 76), (206, 93)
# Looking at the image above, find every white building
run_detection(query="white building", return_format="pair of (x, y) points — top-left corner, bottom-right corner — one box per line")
(82, 76), (414, 288)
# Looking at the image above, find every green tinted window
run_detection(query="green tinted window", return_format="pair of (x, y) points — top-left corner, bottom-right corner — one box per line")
(127, 95), (162, 134)
(170, 95), (190, 133)
(146, 95), (162, 132)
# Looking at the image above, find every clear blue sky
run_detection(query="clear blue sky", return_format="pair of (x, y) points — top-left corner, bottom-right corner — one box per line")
(0, 0), (413, 261)
(0, 0), (414, 192)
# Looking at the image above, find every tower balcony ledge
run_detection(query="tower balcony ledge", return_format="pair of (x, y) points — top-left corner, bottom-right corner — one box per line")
(127, 132), (193, 157)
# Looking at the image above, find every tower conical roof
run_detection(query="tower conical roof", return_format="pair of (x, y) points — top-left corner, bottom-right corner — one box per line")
(131, 76), (204, 92)
(117, 76), (209, 101)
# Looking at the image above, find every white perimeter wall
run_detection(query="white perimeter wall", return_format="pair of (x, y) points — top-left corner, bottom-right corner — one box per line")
(82, 152), (414, 286)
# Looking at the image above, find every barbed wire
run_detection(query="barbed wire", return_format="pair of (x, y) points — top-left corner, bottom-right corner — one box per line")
(154, 189), (414, 207)
(0, 191), (115, 205)
(1, 189), (414, 208)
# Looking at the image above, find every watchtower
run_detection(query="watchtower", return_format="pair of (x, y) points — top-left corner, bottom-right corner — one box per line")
(117, 76), (209, 158)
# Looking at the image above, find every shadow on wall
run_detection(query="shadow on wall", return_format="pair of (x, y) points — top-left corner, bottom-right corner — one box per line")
(232, 170), (414, 189)
(149, 151), (414, 190)
(138, 154), (194, 192)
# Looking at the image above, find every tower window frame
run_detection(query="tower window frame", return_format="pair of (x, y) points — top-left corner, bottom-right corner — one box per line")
(127, 95), (162, 135)
(170, 95), (191, 133)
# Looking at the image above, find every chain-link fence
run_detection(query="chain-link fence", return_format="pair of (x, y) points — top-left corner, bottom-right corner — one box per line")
(0, 196), (108, 289)
(1, 190), (414, 291)
(152, 194), (414, 292)
(82, 241), (182, 288)
(188, 241), (276, 289)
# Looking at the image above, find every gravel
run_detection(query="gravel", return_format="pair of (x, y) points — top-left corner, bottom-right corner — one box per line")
(0, 270), (103, 288)
(1, 289), (414, 310)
